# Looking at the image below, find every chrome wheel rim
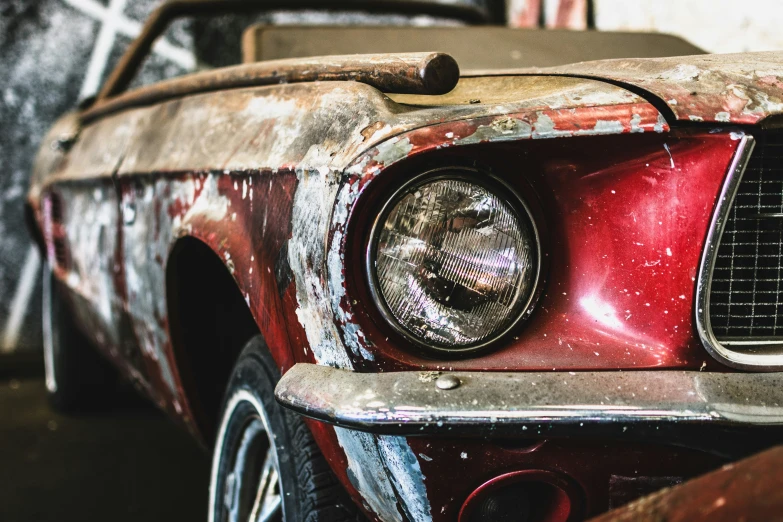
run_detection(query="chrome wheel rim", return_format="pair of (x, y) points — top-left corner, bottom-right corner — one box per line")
(211, 390), (284, 522)
(42, 265), (57, 394)
(224, 417), (282, 522)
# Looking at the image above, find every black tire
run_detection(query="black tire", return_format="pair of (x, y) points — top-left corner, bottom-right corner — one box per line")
(42, 265), (116, 413)
(209, 336), (365, 522)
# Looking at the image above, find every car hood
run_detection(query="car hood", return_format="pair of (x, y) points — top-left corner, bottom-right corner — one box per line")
(467, 51), (783, 125)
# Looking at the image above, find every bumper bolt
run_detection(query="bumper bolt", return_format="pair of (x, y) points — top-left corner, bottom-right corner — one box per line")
(435, 375), (461, 390)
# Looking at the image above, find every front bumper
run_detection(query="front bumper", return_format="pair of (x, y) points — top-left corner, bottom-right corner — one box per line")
(276, 364), (783, 454)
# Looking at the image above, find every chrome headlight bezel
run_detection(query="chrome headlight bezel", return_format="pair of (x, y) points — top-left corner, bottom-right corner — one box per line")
(365, 166), (542, 356)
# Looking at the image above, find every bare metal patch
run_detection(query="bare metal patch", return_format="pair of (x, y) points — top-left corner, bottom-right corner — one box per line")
(336, 428), (433, 522)
(377, 435), (433, 522)
(335, 428), (403, 522)
(288, 168), (354, 369)
(58, 184), (122, 343)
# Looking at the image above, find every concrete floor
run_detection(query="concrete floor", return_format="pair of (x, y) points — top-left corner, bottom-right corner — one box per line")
(0, 375), (210, 522)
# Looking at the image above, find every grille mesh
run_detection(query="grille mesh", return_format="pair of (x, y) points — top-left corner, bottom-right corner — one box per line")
(710, 132), (783, 339)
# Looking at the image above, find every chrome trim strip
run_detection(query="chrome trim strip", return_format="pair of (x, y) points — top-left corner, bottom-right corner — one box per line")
(722, 339), (783, 346)
(275, 363), (783, 436)
(749, 213), (783, 219)
(694, 134), (783, 370)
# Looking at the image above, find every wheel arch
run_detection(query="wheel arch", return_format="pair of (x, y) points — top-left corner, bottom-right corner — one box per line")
(166, 235), (263, 443)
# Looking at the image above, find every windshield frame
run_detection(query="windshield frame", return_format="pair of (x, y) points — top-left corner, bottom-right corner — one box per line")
(95, 0), (491, 103)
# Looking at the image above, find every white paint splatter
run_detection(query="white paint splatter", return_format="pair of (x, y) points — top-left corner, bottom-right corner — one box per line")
(715, 111), (731, 122)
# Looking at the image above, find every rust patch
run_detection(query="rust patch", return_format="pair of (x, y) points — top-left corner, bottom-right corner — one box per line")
(361, 121), (388, 141)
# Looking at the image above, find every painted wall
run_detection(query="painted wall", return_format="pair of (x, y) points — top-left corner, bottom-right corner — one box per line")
(593, 0), (783, 54)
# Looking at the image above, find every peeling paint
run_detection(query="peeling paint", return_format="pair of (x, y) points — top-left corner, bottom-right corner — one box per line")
(454, 108), (659, 146)
(178, 174), (230, 225)
(576, 119), (624, 136)
(531, 113), (576, 139)
(377, 435), (433, 522)
(288, 167), (354, 370)
(715, 111), (731, 122)
(455, 117), (533, 144)
(336, 428), (433, 522)
(328, 227), (373, 361)
(654, 113), (667, 133)
(630, 113), (644, 133)
(336, 429), (403, 522)
(374, 136), (414, 167)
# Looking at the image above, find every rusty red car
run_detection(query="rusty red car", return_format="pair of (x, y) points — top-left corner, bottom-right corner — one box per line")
(26, 2), (783, 521)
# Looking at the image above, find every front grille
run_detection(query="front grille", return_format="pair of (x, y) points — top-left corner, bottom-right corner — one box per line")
(710, 131), (783, 339)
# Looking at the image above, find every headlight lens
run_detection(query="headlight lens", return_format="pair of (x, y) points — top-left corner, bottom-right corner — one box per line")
(369, 171), (539, 352)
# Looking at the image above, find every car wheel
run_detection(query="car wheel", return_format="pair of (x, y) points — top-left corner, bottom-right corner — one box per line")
(210, 336), (364, 522)
(42, 264), (116, 412)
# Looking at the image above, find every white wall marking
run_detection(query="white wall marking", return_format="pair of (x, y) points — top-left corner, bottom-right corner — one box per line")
(2, 247), (41, 353)
(63, 0), (195, 84)
(77, 0), (128, 100)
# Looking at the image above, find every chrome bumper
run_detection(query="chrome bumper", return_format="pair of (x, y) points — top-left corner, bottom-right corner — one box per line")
(275, 364), (783, 449)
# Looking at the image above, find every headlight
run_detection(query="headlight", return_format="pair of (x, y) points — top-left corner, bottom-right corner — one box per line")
(367, 168), (540, 354)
